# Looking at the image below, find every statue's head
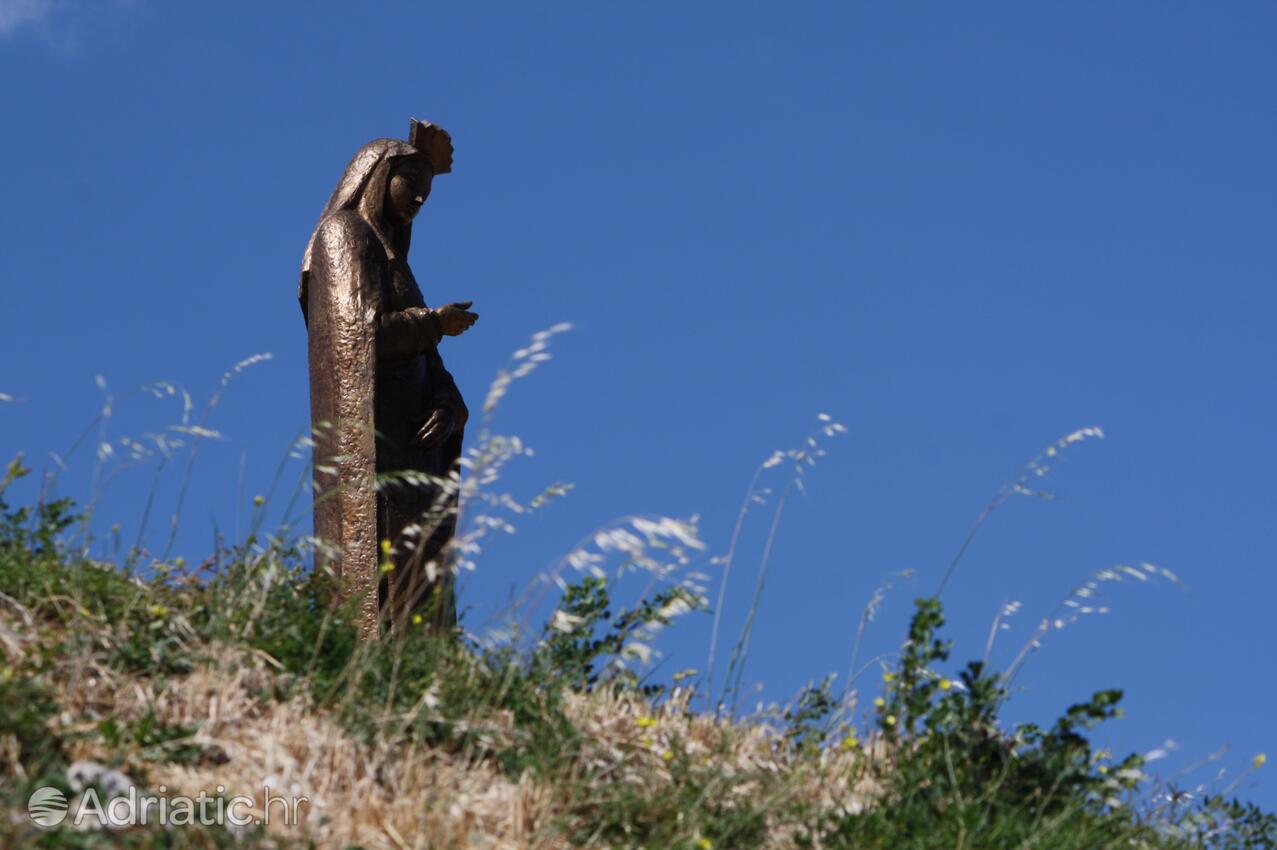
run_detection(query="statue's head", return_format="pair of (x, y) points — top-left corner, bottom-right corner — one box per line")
(320, 119), (453, 234)
(299, 119), (454, 318)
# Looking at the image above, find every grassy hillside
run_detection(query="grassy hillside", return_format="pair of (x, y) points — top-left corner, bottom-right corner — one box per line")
(1, 464), (1273, 849)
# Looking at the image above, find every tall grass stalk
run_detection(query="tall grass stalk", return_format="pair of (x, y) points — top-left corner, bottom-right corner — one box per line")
(935, 426), (1104, 598)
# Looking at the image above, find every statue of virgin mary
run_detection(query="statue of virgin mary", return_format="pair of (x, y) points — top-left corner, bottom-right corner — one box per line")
(299, 119), (477, 635)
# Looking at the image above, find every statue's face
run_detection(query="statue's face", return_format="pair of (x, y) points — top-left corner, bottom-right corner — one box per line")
(387, 159), (433, 224)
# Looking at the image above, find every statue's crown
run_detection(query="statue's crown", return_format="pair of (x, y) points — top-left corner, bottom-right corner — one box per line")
(409, 118), (453, 175)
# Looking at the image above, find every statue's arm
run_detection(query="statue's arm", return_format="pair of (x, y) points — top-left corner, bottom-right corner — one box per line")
(378, 307), (442, 362)
(313, 213), (441, 363)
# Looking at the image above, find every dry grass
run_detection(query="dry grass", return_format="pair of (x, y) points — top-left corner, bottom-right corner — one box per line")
(12, 606), (885, 850)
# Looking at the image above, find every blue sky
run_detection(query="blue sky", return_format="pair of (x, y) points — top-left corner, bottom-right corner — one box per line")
(2, 1), (1275, 807)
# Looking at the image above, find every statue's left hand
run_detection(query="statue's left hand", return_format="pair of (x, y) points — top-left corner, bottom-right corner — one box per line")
(415, 408), (457, 449)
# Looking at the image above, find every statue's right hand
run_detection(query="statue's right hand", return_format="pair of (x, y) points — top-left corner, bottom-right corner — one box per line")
(434, 301), (478, 337)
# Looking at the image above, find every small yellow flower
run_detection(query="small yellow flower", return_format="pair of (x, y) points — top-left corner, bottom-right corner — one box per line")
(636, 715), (657, 729)
(661, 750), (675, 763)
(411, 613), (424, 626)
(380, 562), (395, 573)
(882, 671), (895, 683)
(884, 714), (897, 726)
(640, 735), (654, 747)
(938, 679), (952, 691)
(0, 667), (14, 682)
(873, 697), (885, 709)
(380, 539), (393, 555)
(1098, 765), (1108, 775)
(840, 735), (859, 752)
(1254, 753), (1268, 769)
(79, 606), (92, 617)
(253, 495), (265, 506)
(148, 604), (169, 619)
(696, 839), (713, 850)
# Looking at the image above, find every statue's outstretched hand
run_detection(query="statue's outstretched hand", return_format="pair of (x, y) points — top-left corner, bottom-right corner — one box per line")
(433, 301), (478, 337)
(416, 408), (457, 449)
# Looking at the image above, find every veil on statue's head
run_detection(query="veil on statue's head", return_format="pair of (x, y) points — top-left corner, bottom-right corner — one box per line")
(299, 119), (453, 322)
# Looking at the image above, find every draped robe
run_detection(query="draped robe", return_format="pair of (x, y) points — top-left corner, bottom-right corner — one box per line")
(300, 140), (466, 635)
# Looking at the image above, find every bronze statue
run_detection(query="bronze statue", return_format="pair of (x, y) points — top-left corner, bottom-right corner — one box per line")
(299, 119), (477, 636)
